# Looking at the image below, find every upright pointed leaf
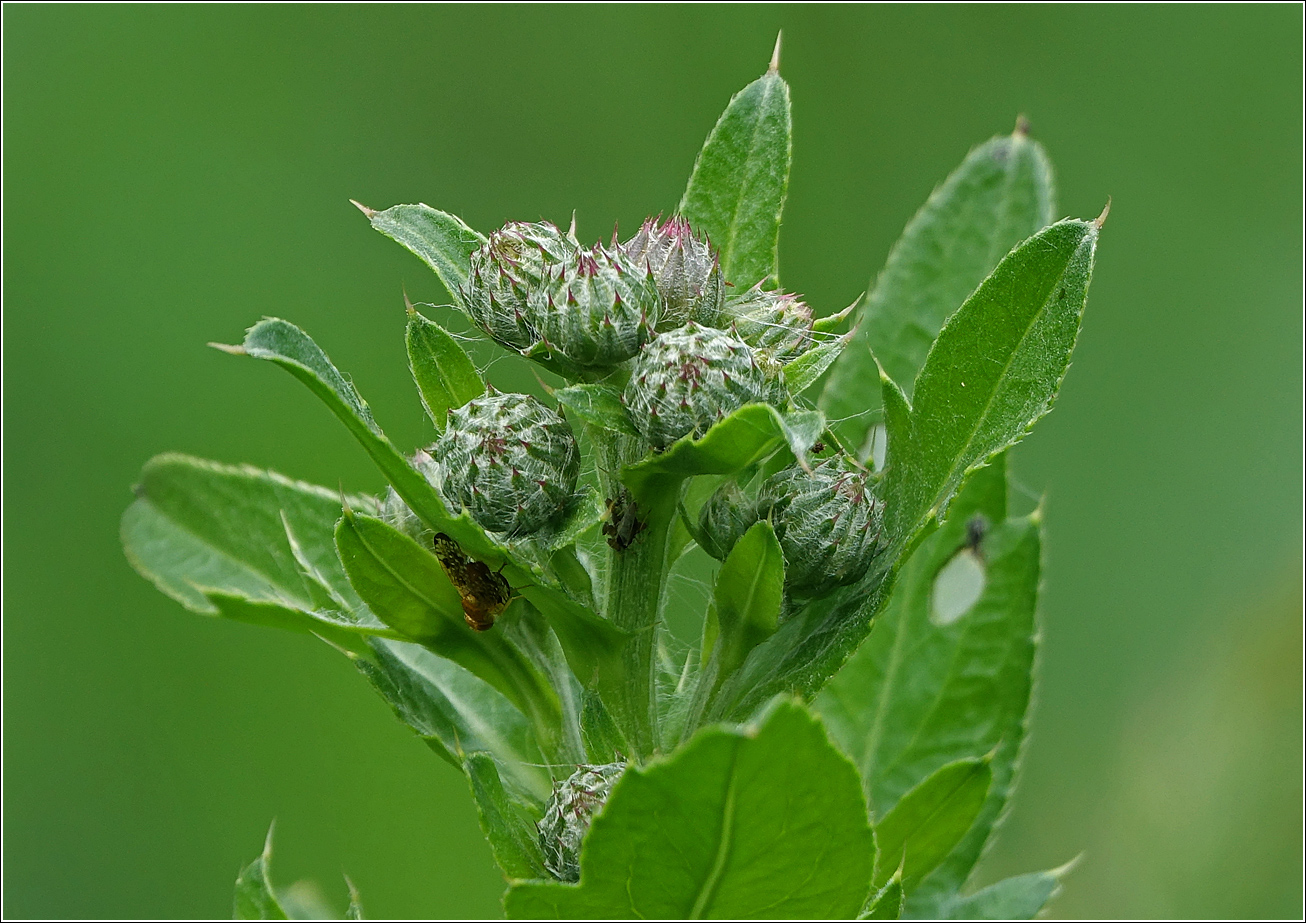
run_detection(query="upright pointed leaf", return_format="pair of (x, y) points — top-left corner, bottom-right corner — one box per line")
(679, 57), (791, 289)
(234, 825), (288, 921)
(871, 756), (991, 892)
(406, 308), (484, 429)
(505, 700), (873, 920)
(863, 874), (904, 920)
(710, 520), (784, 683)
(358, 202), (485, 305)
(344, 877), (364, 921)
(885, 218), (1099, 544)
(822, 129), (1055, 448)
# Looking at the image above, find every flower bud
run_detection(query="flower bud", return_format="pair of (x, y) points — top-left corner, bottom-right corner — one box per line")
(538, 761), (626, 882)
(623, 323), (771, 450)
(461, 221), (576, 351)
(697, 479), (761, 561)
(621, 216), (724, 328)
(430, 391), (580, 536)
(725, 285), (815, 362)
(531, 243), (660, 370)
(761, 457), (884, 595)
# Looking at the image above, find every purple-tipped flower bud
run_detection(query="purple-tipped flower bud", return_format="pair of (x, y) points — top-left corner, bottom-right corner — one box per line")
(622, 216), (725, 329)
(761, 457), (885, 596)
(724, 285), (816, 362)
(538, 761), (626, 882)
(531, 242), (660, 369)
(623, 323), (772, 450)
(461, 221), (576, 351)
(430, 391), (580, 536)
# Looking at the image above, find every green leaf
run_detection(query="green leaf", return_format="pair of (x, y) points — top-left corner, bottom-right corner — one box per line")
(465, 751), (547, 879)
(784, 333), (851, 395)
(863, 875), (904, 920)
(505, 700), (873, 920)
(234, 824), (288, 920)
(218, 317), (501, 561)
(334, 510), (562, 748)
(872, 756), (992, 892)
(121, 454), (390, 640)
(357, 202), (485, 305)
(622, 403), (794, 506)
(883, 218), (1098, 546)
(816, 457), (1042, 911)
(554, 383), (638, 437)
(709, 520), (784, 688)
(679, 51), (791, 289)
(354, 638), (550, 801)
(933, 862), (1073, 920)
(821, 129), (1054, 449)
(406, 307), (484, 429)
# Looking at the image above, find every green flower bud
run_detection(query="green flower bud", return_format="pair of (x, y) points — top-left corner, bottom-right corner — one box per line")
(538, 761), (626, 882)
(430, 391), (580, 536)
(623, 323), (771, 450)
(622, 216), (724, 328)
(461, 221), (576, 351)
(761, 457), (884, 595)
(531, 243), (660, 370)
(725, 285), (815, 362)
(697, 478), (761, 561)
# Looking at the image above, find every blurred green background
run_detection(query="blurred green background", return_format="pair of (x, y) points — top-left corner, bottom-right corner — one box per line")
(4, 5), (1300, 919)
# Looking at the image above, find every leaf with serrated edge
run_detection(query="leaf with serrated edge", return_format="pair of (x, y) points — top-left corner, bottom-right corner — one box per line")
(121, 454), (391, 637)
(504, 699), (873, 920)
(406, 308), (485, 429)
(355, 638), (550, 801)
(234, 824), (287, 920)
(358, 202), (485, 305)
(816, 456), (1042, 910)
(822, 129), (1054, 449)
(679, 46), (791, 290)
(885, 218), (1097, 545)
(871, 756), (991, 891)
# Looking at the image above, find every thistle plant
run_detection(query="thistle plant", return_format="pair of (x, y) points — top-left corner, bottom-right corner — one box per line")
(122, 37), (1104, 920)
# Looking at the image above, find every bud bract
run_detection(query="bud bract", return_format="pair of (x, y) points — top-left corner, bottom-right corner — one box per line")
(622, 216), (724, 328)
(430, 391), (580, 536)
(761, 457), (884, 595)
(623, 323), (771, 449)
(538, 761), (626, 882)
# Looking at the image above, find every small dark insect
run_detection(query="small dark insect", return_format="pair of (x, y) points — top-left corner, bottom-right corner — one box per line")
(432, 532), (512, 631)
(964, 515), (988, 560)
(602, 491), (647, 551)
(811, 441), (826, 454)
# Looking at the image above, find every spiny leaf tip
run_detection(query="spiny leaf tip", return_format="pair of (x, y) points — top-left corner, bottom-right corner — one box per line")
(350, 198), (377, 219)
(769, 31), (783, 74)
